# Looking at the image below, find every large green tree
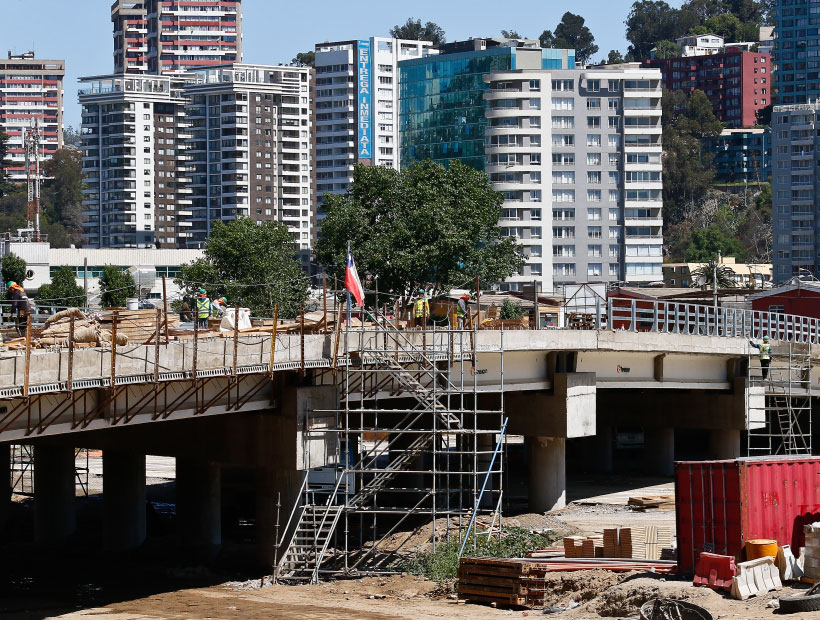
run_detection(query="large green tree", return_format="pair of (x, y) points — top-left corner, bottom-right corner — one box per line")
(0, 131), (14, 198)
(654, 40), (683, 59)
(685, 226), (745, 261)
(662, 89), (724, 227)
(389, 18), (446, 47)
(689, 258), (739, 287)
(42, 149), (84, 245)
(315, 161), (525, 304)
(606, 50), (625, 64)
(540, 12), (599, 65)
(625, 0), (697, 59)
(292, 51), (315, 67)
(36, 265), (85, 307)
(99, 266), (136, 308)
(175, 218), (309, 319)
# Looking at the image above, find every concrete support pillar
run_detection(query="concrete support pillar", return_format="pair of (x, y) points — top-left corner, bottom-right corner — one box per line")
(34, 445), (76, 544)
(644, 427), (675, 477)
(596, 425), (614, 474)
(177, 458), (221, 556)
(103, 451), (146, 552)
(528, 436), (566, 513)
(256, 466), (301, 567)
(708, 429), (741, 461)
(0, 444), (10, 531)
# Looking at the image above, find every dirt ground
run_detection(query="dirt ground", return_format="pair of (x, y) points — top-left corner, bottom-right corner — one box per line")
(46, 572), (820, 620)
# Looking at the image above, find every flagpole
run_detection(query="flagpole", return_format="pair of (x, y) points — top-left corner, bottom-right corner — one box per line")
(346, 241), (352, 327)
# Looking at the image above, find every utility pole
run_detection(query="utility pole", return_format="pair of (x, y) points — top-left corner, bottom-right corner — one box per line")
(24, 119), (42, 241)
(713, 251), (720, 329)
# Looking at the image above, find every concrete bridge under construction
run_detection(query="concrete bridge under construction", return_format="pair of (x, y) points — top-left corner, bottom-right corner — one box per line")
(0, 300), (816, 574)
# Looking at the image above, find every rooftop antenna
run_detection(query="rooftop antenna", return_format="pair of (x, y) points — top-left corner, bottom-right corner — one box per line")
(24, 119), (42, 241)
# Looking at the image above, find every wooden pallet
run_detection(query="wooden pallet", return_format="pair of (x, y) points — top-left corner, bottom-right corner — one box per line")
(628, 495), (675, 511)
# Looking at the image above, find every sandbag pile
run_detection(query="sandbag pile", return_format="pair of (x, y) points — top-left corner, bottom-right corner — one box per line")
(37, 308), (128, 347)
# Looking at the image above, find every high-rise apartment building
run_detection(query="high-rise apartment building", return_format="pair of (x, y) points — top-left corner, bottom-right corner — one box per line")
(399, 42), (662, 291)
(112, 0), (242, 75)
(79, 74), (191, 248)
(771, 103), (820, 281)
(0, 52), (64, 182)
(181, 64), (313, 249)
(772, 0), (819, 104)
(313, 38), (433, 204)
(80, 64), (314, 250)
(643, 49), (770, 127)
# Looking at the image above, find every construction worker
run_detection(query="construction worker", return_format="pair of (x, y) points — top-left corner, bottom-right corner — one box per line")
(212, 296), (228, 317)
(179, 297), (193, 323)
(413, 289), (429, 328)
(195, 288), (212, 330)
(749, 335), (772, 379)
(7, 281), (30, 336)
(457, 293), (470, 330)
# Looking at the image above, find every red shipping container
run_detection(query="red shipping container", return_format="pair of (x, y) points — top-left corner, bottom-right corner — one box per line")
(676, 456), (820, 575)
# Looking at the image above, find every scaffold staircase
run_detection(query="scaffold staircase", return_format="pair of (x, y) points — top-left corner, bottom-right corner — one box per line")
(276, 310), (503, 584)
(747, 342), (812, 456)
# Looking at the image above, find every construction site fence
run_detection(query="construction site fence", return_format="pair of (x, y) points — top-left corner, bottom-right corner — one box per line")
(607, 297), (820, 345)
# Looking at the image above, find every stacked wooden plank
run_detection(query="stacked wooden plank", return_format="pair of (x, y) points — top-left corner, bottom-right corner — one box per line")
(603, 527), (633, 558)
(457, 557), (543, 606)
(803, 522), (820, 580)
(628, 495), (675, 511)
(632, 525), (673, 560)
(563, 535), (603, 558)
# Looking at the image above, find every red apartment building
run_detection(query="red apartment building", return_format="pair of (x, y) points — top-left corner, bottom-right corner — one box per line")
(644, 49), (770, 128)
(112, 0), (242, 75)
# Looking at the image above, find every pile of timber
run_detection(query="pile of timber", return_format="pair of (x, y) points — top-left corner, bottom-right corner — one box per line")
(563, 527), (673, 561)
(457, 558), (548, 607)
(628, 495), (675, 511)
(458, 556), (678, 608)
(99, 309), (179, 344)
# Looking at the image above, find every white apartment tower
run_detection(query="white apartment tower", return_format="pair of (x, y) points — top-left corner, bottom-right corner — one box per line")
(183, 65), (313, 249)
(314, 38), (433, 204)
(79, 74), (190, 248)
(484, 67), (663, 291)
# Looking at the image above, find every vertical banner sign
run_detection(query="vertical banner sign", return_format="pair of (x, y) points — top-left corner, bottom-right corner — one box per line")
(357, 39), (372, 159)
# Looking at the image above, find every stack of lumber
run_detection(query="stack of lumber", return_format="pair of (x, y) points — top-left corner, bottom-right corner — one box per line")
(458, 556), (679, 608)
(603, 527), (633, 558)
(632, 525), (673, 560)
(563, 535), (604, 558)
(4, 308), (128, 348)
(457, 557), (549, 607)
(99, 309), (179, 344)
(628, 495), (675, 511)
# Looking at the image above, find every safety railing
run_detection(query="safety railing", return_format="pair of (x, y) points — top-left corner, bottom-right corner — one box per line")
(607, 297), (820, 345)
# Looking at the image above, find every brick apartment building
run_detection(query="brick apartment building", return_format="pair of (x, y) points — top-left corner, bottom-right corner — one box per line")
(111, 0), (242, 75)
(0, 52), (64, 182)
(644, 49), (770, 127)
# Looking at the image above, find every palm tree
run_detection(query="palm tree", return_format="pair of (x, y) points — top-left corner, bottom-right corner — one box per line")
(690, 259), (738, 288)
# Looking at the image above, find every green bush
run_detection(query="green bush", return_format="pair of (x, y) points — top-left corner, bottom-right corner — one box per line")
(402, 526), (558, 584)
(499, 299), (524, 320)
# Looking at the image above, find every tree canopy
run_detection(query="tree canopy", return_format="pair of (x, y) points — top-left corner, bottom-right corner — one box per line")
(654, 40), (683, 59)
(175, 218), (309, 319)
(685, 225), (745, 261)
(625, 0), (696, 60)
(36, 265), (85, 307)
(99, 266), (136, 308)
(540, 12), (599, 65)
(606, 50), (625, 64)
(662, 89), (724, 228)
(389, 18), (446, 47)
(292, 51), (315, 67)
(0, 131), (14, 198)
(1, 253), (27, 288)
(42, 149), (84, 246)
(500, 29), (523, 39)
(315, 161), (525, 305)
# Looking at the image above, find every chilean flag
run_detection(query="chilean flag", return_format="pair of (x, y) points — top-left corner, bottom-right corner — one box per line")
(345, 247), (365, 307)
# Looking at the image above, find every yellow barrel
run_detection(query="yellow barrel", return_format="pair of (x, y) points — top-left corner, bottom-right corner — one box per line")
(745, 539), (778, 561)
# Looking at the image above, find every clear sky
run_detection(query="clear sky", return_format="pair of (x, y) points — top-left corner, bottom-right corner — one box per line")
(3, 0), (684, 128)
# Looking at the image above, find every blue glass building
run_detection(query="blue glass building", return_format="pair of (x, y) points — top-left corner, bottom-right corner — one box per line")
(773, 0), (820, 104)
(399, 43), (574, 170)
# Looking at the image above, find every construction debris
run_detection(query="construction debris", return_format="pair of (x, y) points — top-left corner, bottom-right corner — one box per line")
(639, 598), (713, 620)
(804, 522), (820, 580)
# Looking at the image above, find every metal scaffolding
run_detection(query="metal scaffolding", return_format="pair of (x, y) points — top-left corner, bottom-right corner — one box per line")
(276, 309), (506, 583)
(747, 342), (813, 456)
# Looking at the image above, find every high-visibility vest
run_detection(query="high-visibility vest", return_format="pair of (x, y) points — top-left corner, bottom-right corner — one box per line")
(456, 300), (467, 318)
(196, 297), (211, 319)
(413, 298), (429, 318)
(759, 343), (771, 360)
